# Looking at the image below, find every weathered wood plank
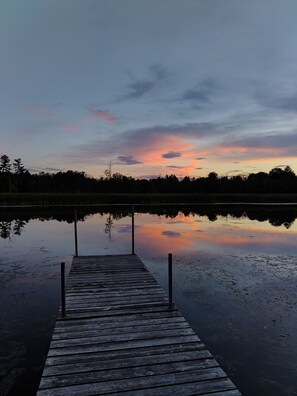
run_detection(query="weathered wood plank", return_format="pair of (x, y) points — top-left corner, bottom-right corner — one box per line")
(49, 327), (196, 348)
(54, 311), (183, 330)
(43, 349), (212, 376)
(39, 359), (220, 389)
(38, 378), (239, 395)
(38, 367), (229, 395)
(47, 335), (200, 356)
(57, 304), (179, 319)
(52, 321), (191, 340)
(45, 341), (206, 366)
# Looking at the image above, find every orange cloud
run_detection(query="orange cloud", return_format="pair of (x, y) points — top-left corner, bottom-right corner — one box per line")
(129, 135), (192, 164)
(89, 108), (117, 123)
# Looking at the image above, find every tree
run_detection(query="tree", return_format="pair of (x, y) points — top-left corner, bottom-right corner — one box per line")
(104, 161), (112, 179)
(283, 166), (295, 178)
(0, 155), (11, 173)
(13, 158), (27, 174)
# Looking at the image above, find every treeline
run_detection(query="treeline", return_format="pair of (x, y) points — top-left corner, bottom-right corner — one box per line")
(1, 154), (297, 194)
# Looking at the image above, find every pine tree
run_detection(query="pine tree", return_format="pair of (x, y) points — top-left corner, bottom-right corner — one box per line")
(0, 154), (11, 173)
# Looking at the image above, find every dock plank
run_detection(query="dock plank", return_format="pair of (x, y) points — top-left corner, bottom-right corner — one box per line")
(37, 254), (241, 395)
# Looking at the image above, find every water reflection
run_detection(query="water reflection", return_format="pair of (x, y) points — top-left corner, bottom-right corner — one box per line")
(0, 220), (27, 239)
(104, 213), (114, 240)
(1, 205), (297, 396)
(0, 204), (297, 240)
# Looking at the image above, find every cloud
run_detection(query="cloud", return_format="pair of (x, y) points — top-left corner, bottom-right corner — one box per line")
(167, 165), (184, 169)
(162, 231), (181, 238)
(64, 121), (221, 170)
(278, 95), (297, 112)
(62, 124), (80, 132)
(224, 132), (297, 152)
(29, 166), (64, 174)
(88, 108), (117, 123)
(124, 122), (219, 143)
(22, 104), (54, 117)
(162, 151), (181, 159)
(228, 169), (242, 174)
(196, 157), (207, 160)
(51, 102), (67, 108)
(204, 131), (297, 164)
(117, 155), (142, 165)
(182, 78), (220, 104)
(122, 64), (167, 100)
(138, 174), (161, 180)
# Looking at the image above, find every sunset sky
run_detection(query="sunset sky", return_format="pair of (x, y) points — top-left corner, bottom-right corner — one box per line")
(1, 0), (297, 179)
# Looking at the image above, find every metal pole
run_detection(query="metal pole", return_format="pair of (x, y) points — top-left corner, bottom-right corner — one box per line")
(74, 209), (78, 257)
(132, 205), (135, 255)
(61, 262), (66, 318)
(168, 253), (173, 310)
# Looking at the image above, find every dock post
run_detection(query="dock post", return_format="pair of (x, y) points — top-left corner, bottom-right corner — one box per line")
(74, 209), (78, 257)
(132, 205), (135, 255)
(168, 253), (173, 310)
(61, 262), (66, 318)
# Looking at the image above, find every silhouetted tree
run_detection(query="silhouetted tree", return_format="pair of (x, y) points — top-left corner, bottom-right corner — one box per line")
(13, 158), (27, 174)
(0, 155), (11, 173)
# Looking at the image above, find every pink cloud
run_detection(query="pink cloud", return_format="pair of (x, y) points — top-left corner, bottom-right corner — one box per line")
(22, 104), (53, 117)
(62, 124), (80, 132)
(89, 108), (117, 123)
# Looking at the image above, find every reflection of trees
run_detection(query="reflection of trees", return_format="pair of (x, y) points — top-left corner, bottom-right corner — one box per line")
(269, 217), (295, 229)
(0, 219), (28, 239)
(104, 214), (113, 240)
(0, 221), (12, 239)
(207, 213), (218, 222)
(12, 219), (27, 235)
(0, 205), (297, 240)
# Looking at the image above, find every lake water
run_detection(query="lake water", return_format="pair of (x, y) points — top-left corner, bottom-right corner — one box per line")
(1, 205), (297, 395)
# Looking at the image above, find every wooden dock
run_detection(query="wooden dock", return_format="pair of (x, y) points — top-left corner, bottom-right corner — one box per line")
(37, 255), (241, 395)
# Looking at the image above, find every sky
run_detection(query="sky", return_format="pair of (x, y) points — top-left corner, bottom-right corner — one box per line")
(1, 0), (297, 179)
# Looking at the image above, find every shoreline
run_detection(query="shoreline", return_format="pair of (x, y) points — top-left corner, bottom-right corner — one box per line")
(1, 192), (297, 207)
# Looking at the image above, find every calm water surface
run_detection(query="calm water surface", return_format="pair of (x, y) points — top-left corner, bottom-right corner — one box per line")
(0, 205), (297, 395)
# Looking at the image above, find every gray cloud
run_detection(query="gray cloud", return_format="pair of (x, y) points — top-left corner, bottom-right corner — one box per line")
(167, 165), (184, 169)
(122, 64), (167, 100)
(218, 131), (297, 161)
(196, 157), (207, 160)
(278, 95), (297, 112)
(162, 231), (181, 238)
(225, 132), (297, 150)
(29, 166), (64, 174)
(255, 81), (297, 113)
(138, 174), (160, 180)
(162, 151), (181, 159)
(125, 122), (220, 145)
(182, 78), (220, 104)
(117, 155), (142, 165)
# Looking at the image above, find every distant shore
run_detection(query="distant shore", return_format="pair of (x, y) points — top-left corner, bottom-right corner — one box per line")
(1, 192), (297, 206)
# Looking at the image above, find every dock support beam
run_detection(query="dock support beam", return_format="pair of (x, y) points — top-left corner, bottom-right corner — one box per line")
(132, 205), (135, 255)
(74, 209), (78, 257)
(168, 253), (173, 310)
(61, 262), (66, 318)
